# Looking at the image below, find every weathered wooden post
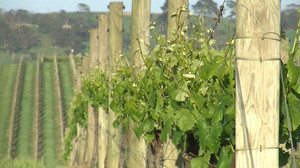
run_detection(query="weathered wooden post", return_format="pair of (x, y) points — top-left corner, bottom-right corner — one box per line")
(163, 0), (188, 167)
(86, 28), (99, 165)
(98, 15), (109, 70)
(89, 29), (99, 69)
(127, 0), (151, 167)
(97, 14), (109, 168)
(106, 2), (124, 168)
(167, 0), (188, 40)
(69, 50), (76, 82)
(235, 0), (280, 167)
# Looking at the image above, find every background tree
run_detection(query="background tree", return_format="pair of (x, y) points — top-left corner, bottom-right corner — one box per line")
(281, 3), (300, 30)
(156, 0), (168, 35)
(226, 0), (235, 19)
(77, 3), (90, 13)
(77, 3), (92, 27)
(192, 0), (218, 17)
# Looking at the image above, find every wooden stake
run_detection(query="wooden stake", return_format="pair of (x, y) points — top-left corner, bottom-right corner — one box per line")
(167, 0), (188, 40)
(69, 50), (76, 82)
(235, 0), (280, 167)
(98, 14), (109, 71)
(98, 14), (109, 168)
(164, 0), (188, 167)
(107, 2), (123, 168)
(127, 0), (151, 167)
(89, 29), (99, 70)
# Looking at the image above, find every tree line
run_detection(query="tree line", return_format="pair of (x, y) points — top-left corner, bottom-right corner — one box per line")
(0, 1), (298, 57)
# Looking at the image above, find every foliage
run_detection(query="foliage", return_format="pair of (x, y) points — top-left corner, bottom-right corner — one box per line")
(65, 5), (300, 167)
(0, 18), (38, 54)
(64, 67), (108, 160)
(279, 15), (300, 166)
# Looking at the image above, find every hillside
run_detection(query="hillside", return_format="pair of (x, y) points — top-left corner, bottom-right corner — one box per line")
(0, 9), (299, 62)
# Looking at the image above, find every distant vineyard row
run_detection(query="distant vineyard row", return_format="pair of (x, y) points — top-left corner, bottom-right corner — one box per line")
(0, 57), (74, 167)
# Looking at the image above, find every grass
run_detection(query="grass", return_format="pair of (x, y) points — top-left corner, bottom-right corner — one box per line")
(16, 62), (36, 158)
(41, 62), (61, 167)
(0, 157), (45, 168)
(0, 63), (18, 159)
(58, 62), (74, 120)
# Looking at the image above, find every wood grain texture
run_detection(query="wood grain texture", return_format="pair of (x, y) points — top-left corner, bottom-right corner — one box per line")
(89, 29), (99, 70)
(98, 14), (109, 168)
(127, 0), (151, 167)
(98, 14), (109, 71)
(167, 0), (188, 40)
(235, 0), (280, 167)
(107, 2), (123, 168)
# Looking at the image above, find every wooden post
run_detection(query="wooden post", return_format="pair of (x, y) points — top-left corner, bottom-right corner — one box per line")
(98, 14), (109, 70)
(89, 29), (99, 70)
(235, 0), (280, 167)
(86, 28), (99, 165)
(98, 14), (109, 168)
(167, 0), (188, 40)
(82, 54), (89, 75)
(163, 0), (188, 167)
(106, 2), (123, 168)
(127, 0), (151, 167)
(69, 50), (77, 82)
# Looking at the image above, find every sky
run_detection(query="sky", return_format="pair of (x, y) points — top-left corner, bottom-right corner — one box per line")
(0, 0), (299, 14)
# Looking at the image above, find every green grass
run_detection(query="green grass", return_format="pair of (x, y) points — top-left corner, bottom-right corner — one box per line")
(41, 62), (60, 167)
(16, 62), (36, 158)
(58, 62), (74, 120)
(0, 157), (45, 168)
(0, 63), (18, 159)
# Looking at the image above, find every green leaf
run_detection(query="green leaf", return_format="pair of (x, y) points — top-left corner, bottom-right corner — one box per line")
(225, 103), (235, 119)
(191, 59), (202, 72)
(172, 131), (182, 145)
(212, 110), (223, 124)
(197, 118), (209, 150)
(155, 94), (164, 112)
(190, 152), (211, 168)
(176, 109), (197, 132)
(175, 90), (189, 102)
(287, 59), (300, 87)
(207, 123), (223, 153)
(162, 105), (175, 121)
(216, 146), (233, 168)
(144, 134), (155, 143)
(288, 92), (300, 131)
(133, 127), (143, 139)
(161, 120), (172, 142)
(191, 95), (206, 109)
(124, 99), (137, 115)
(110, 100), (118, 112)
(113, 119), (121, 128)
(143, 118), (154, 132)
(149, 89), (156, 109)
